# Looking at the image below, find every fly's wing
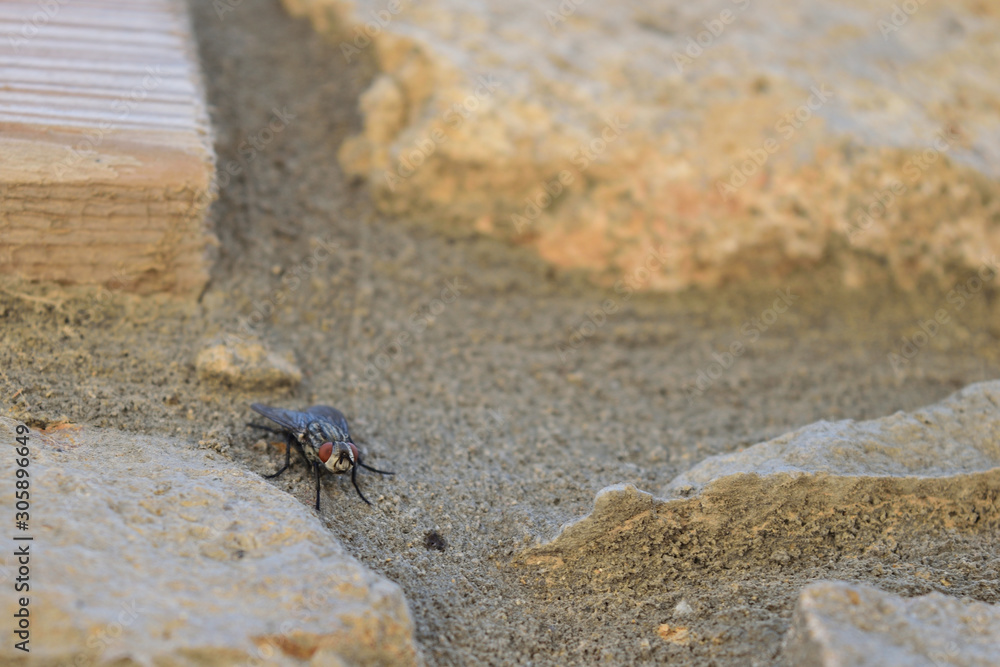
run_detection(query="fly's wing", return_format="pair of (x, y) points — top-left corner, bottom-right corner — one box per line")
(250, 403), (313, 437)
(305, 405), (351, 440)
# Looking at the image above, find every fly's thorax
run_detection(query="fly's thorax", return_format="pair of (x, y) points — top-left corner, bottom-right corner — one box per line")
(307, 421), (327, 443)
(309, 418), (347, 443)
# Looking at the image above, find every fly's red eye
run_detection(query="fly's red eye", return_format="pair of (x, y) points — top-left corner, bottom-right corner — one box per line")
(318, 442), (333, 463)
(348, 443), (359, 463)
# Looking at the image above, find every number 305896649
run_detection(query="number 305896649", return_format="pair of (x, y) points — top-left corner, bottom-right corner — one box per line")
(15, 424), (30, 529)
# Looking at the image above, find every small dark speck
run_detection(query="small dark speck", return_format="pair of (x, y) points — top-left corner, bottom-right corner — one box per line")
(234, 550), (246, 559)
(423, 530), (447, 552)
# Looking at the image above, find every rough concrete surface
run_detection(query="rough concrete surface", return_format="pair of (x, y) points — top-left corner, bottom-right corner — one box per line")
(281, 0), (1000, 291)
(0, 417), (422, 666)
(525, 380), (1000, 578)
(1, 0), (999, 664)
(783, 581), (1000, 666)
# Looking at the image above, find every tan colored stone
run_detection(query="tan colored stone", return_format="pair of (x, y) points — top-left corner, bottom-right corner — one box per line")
(784, 581), (1000, 666)
(196, 342), (303, 390)
(283, 0), (1000, 290)
(524, 381), (1000, 576)
(0, 417), (422, 665)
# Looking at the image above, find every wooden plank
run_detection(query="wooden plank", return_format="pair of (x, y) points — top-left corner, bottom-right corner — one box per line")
(0, 0), (216, 295)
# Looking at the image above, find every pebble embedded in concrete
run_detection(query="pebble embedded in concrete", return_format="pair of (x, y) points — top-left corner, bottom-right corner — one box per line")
(195, 342), (303, 390)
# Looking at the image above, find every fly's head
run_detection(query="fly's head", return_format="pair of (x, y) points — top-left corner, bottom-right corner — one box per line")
(318, 440), (357, 474)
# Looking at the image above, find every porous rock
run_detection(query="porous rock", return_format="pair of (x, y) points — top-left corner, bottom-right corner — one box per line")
(281, 0), (1000, 290)
(0, 417), (422, 666)
(665, 379), (1000, 494)
(783, 581), (1000, 667)
(523, 381), (1000, 580)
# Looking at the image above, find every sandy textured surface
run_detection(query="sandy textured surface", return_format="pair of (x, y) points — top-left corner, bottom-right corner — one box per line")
(0, 0), (998, 664)
(523, 381), (1000, 602)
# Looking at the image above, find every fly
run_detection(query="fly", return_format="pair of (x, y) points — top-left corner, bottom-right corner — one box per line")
(247, 403), (393, 510)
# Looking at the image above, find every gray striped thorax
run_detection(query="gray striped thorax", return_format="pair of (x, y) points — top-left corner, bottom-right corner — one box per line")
(307, 419), (348, 446)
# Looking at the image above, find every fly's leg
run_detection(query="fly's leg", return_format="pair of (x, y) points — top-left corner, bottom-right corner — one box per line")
(351, 463), (372, 506)
(314, 462), (323, 511)
(358, 461), (394, 475)
(263, 433), (295, 479)
(291, 438), (312, 468)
